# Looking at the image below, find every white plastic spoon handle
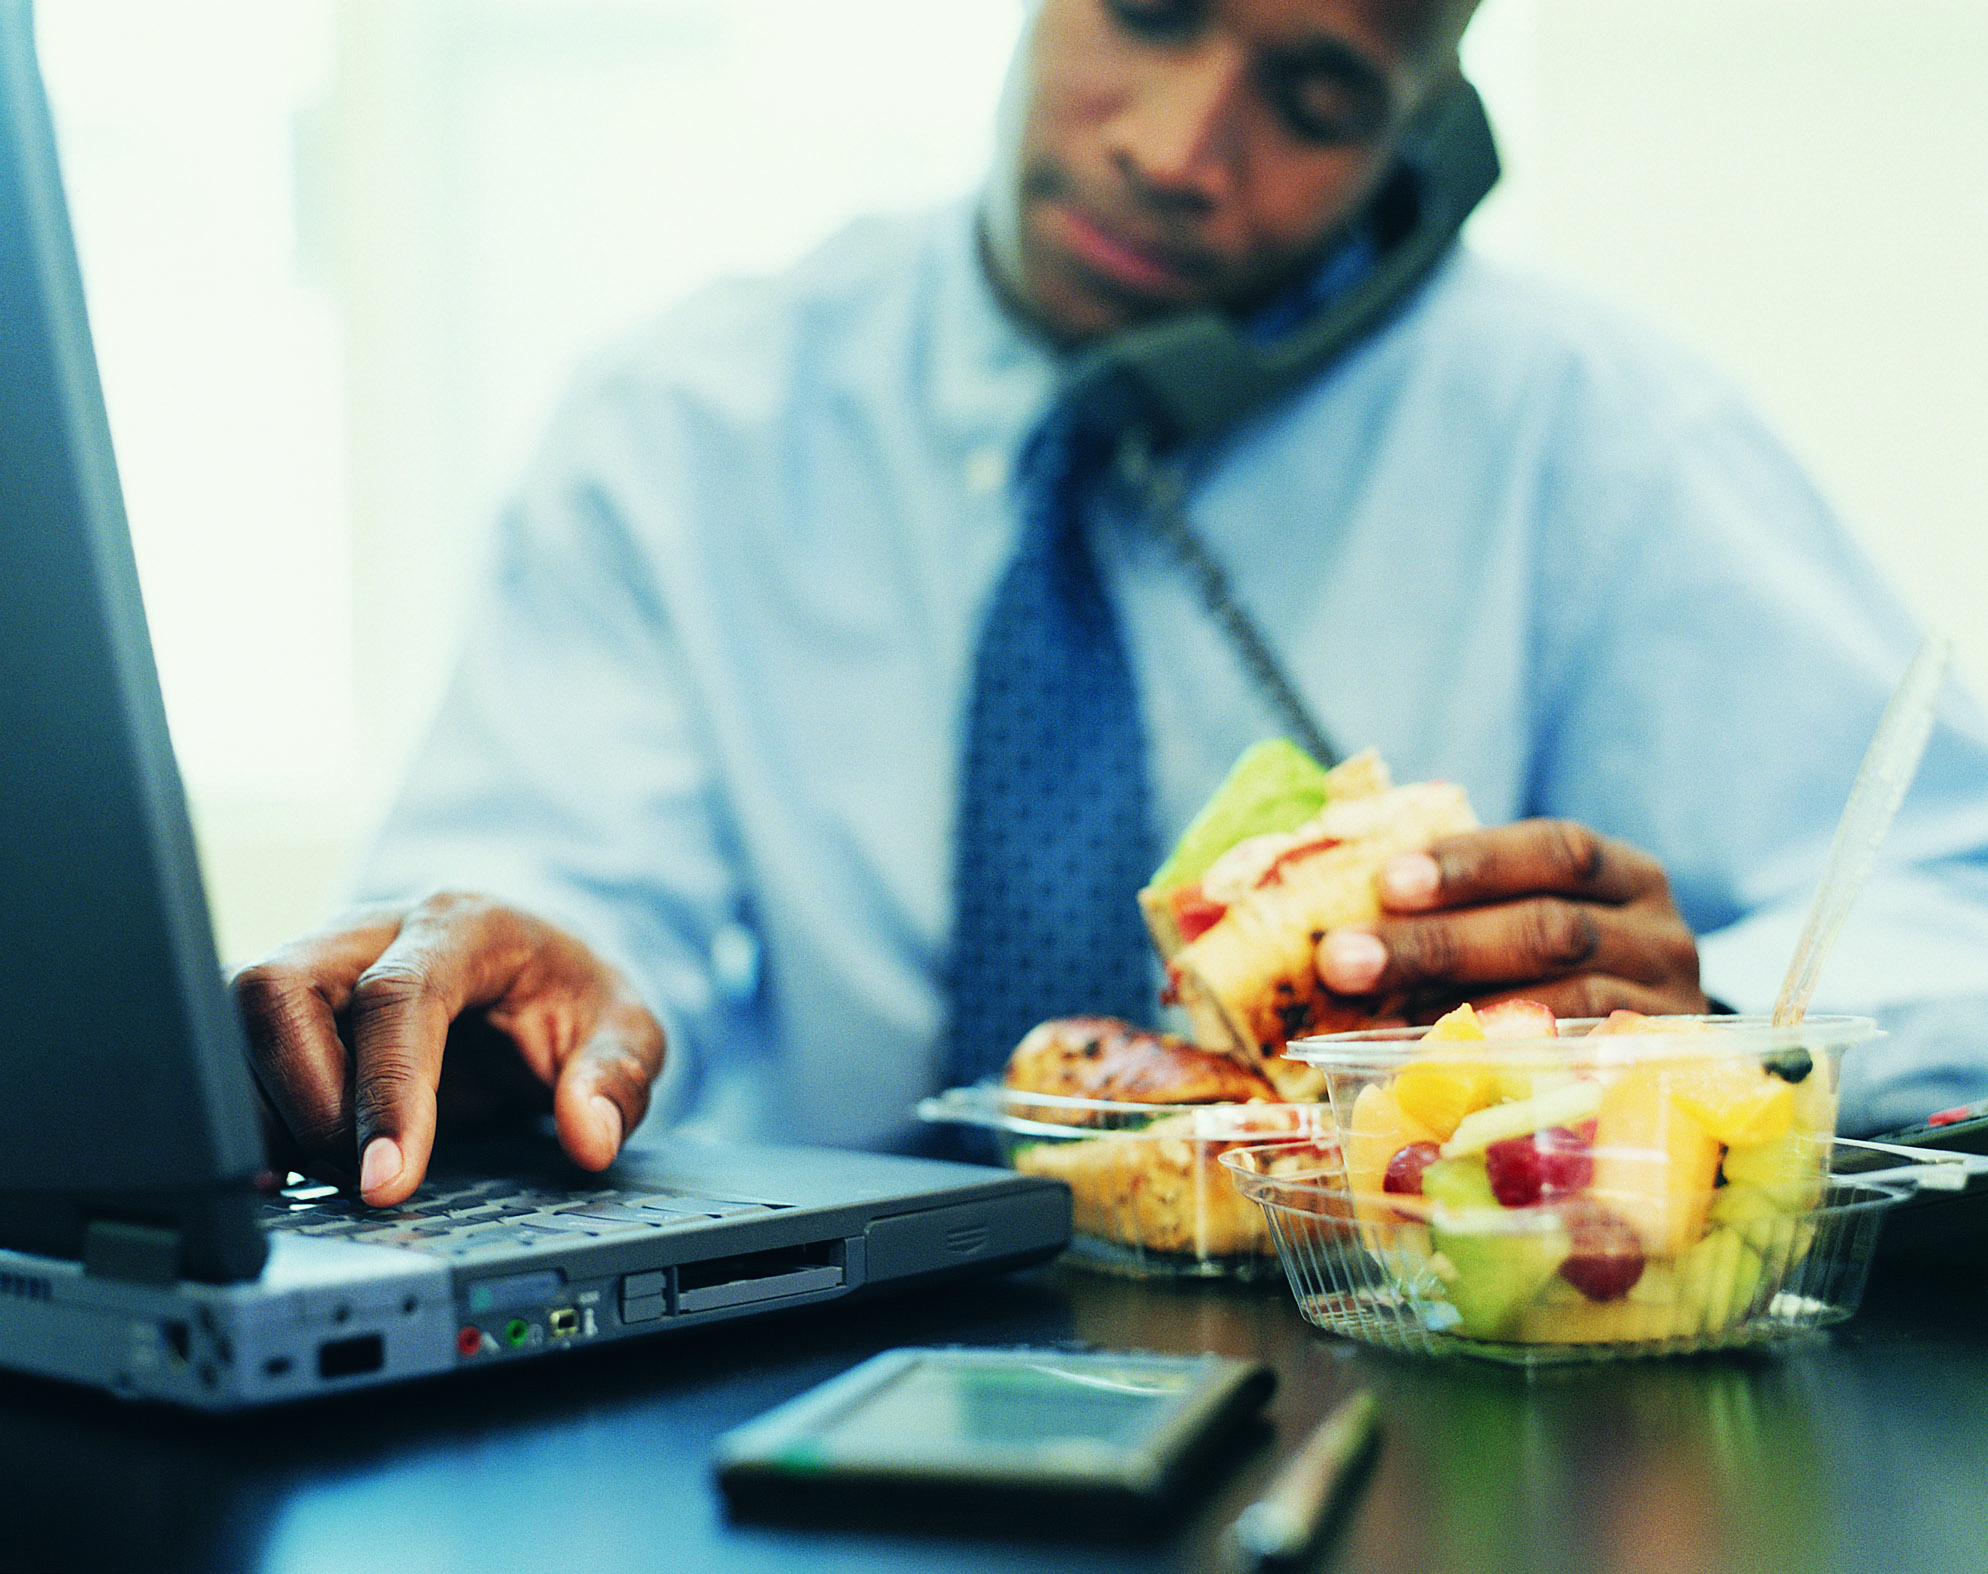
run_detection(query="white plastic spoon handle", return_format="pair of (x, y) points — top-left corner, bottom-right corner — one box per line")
(1773, 632), (1952, 1026)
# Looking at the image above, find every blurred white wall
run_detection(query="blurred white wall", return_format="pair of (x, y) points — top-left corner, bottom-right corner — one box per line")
(34, 0), (1988, 963)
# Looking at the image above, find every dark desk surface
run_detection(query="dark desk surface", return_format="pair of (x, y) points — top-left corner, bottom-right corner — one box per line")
(4, 1254), (1985, 1574)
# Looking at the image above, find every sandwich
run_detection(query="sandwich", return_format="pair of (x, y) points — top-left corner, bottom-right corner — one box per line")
(980, 741), (1476, 1261)
(1000, 1016), (1313, 1259)
(1141, 741), (1480, 1094)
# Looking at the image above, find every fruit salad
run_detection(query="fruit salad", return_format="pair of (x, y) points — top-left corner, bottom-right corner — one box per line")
(1323, 1001), (1845, 1347)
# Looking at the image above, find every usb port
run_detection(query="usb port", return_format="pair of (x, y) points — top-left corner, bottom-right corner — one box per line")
(548, 1307), (581, 1339)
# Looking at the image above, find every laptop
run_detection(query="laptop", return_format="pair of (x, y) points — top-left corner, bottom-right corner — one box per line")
(0, 0), (1067, 1410)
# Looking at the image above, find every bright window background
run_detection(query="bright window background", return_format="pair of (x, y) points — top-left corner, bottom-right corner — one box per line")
(33, 0), (1988, 963)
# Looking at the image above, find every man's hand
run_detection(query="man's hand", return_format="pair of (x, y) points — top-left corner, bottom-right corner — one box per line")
(231, 893), (666, 1207)
(1314, 820), (1710, 1022)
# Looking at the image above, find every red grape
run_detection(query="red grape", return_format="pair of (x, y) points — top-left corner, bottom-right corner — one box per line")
(1557, 1200), (1646, 1302)
(1383, 1141), (1443, 1199)
(1484, 1122), (1595, 1207)
(1483, 1135), (1544, 1206)
(1537, 1121), (1597, 1194)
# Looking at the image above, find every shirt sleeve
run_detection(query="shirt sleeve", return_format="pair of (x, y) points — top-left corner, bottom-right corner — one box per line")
(352, 369), (757, 1132)
(1526, 373), (1988, 1131)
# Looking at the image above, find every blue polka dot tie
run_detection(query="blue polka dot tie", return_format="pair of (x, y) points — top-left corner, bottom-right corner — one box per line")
(945, 374), (1159, 1087)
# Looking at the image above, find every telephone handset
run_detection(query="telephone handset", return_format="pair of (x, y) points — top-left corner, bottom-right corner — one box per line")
(1073, 77), (1501, 447)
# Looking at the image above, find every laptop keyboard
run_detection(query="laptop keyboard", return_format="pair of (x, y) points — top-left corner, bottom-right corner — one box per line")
(265, 1177), (788, 1260)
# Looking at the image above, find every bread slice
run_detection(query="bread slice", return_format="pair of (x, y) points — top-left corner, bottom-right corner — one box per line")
(1003, 1016), (1277, 1116)
(1168, 780), (1480, 1064)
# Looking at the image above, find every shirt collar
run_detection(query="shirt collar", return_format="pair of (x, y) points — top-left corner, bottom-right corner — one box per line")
(923, 197), (1059, 468)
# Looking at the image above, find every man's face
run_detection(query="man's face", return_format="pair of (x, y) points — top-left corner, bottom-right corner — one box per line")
(985, 0), (1474, 343)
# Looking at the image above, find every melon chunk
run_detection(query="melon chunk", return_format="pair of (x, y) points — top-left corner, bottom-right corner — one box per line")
(1441, 1078), (1604, 1158)
(1588, 1064), (1723, 1257)
(1720, 1129), (1827, 1214)
(1345, 1082), (1440, 1245)
(1423, 1157), (1570, 1340)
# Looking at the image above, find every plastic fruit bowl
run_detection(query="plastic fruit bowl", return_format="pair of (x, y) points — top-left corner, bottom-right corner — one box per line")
(918, 1084), (1335, 1280)
(1222, 1138), (1927, 1362)
(1226, 1011), (1894, 1362)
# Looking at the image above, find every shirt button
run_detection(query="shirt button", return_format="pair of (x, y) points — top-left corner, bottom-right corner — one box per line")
(964, 447), (1006, 497)
(711, 924), (760, 1002)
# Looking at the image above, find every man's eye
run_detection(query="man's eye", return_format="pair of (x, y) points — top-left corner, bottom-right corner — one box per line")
(1104, 0), (1199, 43)
(1266, 70), (1387, 146)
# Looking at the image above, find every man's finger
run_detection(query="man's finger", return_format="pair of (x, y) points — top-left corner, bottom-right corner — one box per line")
(1318, 896), (1696, 997)
(1380, 821), (1666, 912)
(551, 992), (665, 1171)
(347, 895), (538, 1204)
(230, 909), (406, 1165)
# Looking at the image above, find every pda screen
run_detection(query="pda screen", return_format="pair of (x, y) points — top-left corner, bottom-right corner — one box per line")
(814, 1356), (1196, 1457)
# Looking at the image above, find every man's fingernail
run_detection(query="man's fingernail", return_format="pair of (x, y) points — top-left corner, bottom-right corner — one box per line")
(360, 1135), (402, 1197)
(590, 1095), (624, 1150)
(1320, 930), (1388, 992)
(1381, 853), (1441, 905)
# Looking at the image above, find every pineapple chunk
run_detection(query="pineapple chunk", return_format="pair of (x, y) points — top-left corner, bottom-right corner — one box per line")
(1670, 1058), (1795, 1147)
(1425, 1002), (1487, 1041)
(1392, 1004), (1496, 1139)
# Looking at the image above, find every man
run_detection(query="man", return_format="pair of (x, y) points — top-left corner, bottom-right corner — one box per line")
(236, 0), (1988, 1207)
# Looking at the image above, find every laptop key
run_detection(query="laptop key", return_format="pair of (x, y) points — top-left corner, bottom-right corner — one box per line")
(512, 1213), (605, 1234)
(560, 1202), (658, 1223)
(625, 1195), (713, 1214)
(280, 1183), (341, 1202)
(356, 1227), (434, 1247)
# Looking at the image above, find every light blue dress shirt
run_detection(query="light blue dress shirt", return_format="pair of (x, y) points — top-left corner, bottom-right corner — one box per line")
(359, 203), (1988, 1145)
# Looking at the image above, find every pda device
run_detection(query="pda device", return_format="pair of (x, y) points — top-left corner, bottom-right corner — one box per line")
(713, 1345), (1275, 1535)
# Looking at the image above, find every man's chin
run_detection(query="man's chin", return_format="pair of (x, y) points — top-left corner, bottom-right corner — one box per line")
(1016, 261), (1202, 346)
(982, 208), (1212, 344)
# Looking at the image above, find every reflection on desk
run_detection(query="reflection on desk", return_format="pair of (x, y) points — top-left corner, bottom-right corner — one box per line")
(2, 1258), (1985, 1573)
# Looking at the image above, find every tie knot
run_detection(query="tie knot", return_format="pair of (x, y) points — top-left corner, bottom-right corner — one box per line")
(1014, 368), (1160, 537)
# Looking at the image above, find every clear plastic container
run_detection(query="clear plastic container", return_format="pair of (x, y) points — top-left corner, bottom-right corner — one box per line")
(1225, 1013), (1906, 1361)
(918, 1085), (1334, 1280)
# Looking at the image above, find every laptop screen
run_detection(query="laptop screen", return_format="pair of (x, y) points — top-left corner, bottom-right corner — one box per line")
(0, 0), (268, 1279)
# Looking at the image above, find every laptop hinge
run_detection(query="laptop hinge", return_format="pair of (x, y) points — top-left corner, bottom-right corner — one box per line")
(82, 1219), (181, 1285)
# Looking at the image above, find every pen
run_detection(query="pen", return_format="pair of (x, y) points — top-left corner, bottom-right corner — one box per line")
(1225, 1387), (1380, 1571)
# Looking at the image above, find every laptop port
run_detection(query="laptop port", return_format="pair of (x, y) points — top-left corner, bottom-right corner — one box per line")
(675, 1240), (845, 1314)
(317, 1333), (384, 1380)
(548, 1307), (581, 1338)
(504, 1318), (532, 1348)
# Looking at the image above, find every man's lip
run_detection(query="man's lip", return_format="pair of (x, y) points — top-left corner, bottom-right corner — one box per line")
(1044, 202), (1201, 298)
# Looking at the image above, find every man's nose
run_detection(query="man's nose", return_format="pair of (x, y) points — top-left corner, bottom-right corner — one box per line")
(1106, 40), (1247, 210)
